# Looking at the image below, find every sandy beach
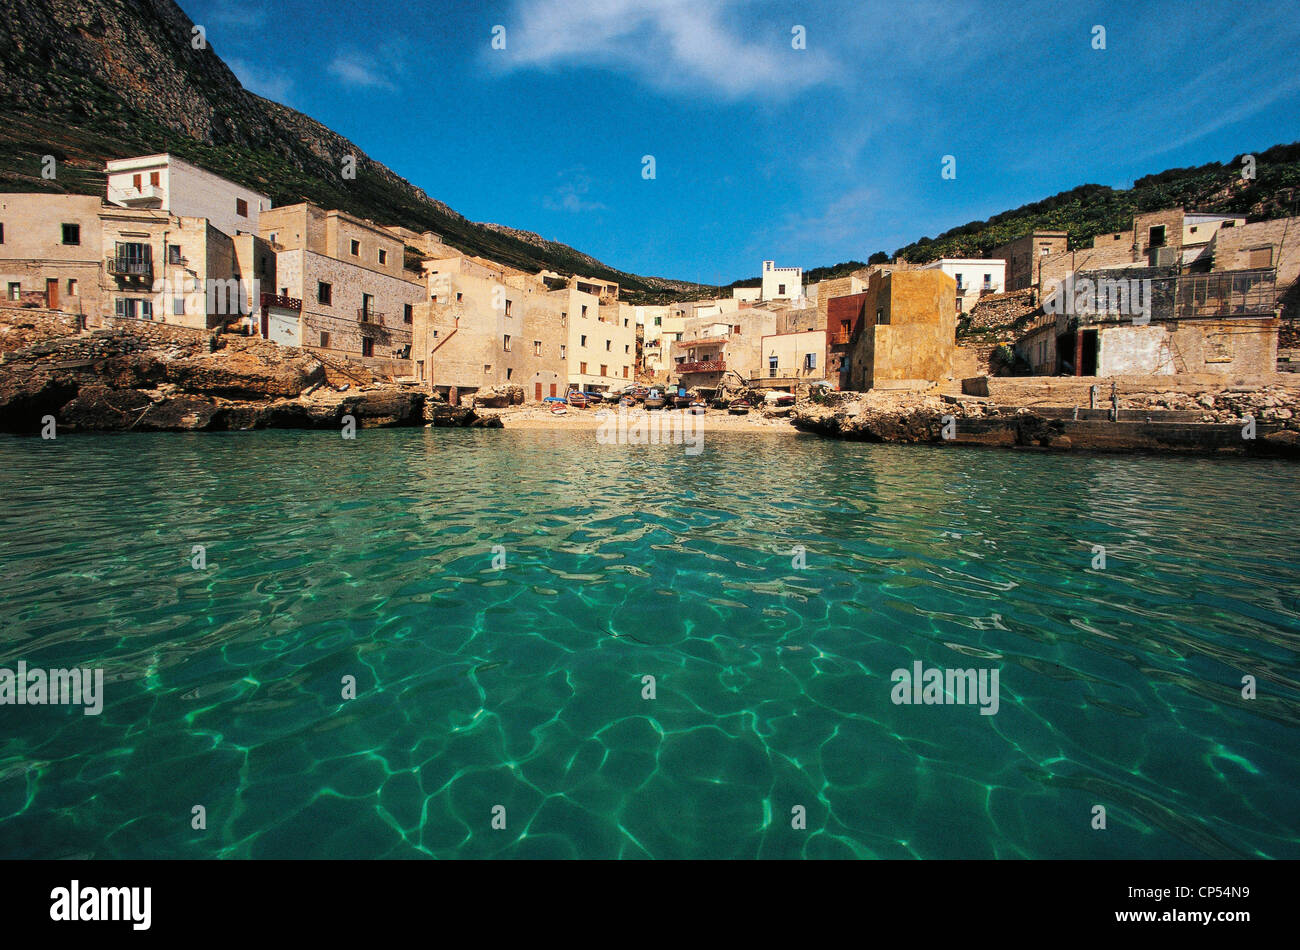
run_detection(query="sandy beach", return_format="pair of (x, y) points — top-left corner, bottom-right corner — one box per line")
(483, 403), (801, 432)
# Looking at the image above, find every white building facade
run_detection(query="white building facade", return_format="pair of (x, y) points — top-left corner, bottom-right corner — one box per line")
(922, 258), (1006, 313)
(106, 154), (271, 239)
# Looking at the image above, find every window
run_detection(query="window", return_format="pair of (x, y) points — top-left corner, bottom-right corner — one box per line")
(173, 297), (185, 316)
(1039, 246), (1050, 256)
(580, 361), (587, 374)
(350, 240), (360, 256)
(404, 304), (413, 324)
(361, 294), (374, 319)
(623, 366), (629, 378)
(654, 315), (662, 326)
(1189, 226), (1198, 234)
(581, 305), (588, 318)
(318, 282), (332, 305)
(561, 311), (567, 326)
(67, 279), (77, 296)
(560, 345), (566, 359)
(533, 340), (542, 356)
(580, 334), (587, 347)
(270, 233), (278, 244)
(506, 367), (513, 380)
(167, 244), (183, 264)
(804, 352), (817, 370)
(600, 364), (608, 377)
(1149, 225), (1166, 247)
(7, 282), (19, 301)
(505, 300), (512, 317)
(362, 338), (374, 357)
(778, 284), (786, 295)
(61, 223), (80, 245)
(456, 292), (463, 303)
(503, 334), (512, 352)
(378, 249), (387, 265)
(955, 273), (963, 288)
(769, 355), (778, 377)
(320, 332), (330, 348)
(236, 198), (248, 218)
(605, 340), (611, 351)
(877, 307), (887, 325)
(0, 223), (5, 244)
(150, 171), (160, 186)
(132, 174), (142, 190)
(624, 344), (630, 353)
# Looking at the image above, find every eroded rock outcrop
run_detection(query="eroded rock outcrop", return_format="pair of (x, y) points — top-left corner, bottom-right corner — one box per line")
(0, 311), (478, 433)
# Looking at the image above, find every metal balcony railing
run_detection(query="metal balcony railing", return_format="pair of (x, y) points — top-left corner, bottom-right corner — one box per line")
(262, 293), (303, 311)
(107, 257), (152, 278)
(678, 359), (725, 373)
(357, 309), (385, 325)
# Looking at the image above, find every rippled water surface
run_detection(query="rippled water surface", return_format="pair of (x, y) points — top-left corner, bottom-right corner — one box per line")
(1, 428), (1298, 858)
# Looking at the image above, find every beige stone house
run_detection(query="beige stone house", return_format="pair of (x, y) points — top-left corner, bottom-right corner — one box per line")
(0, 194), (104, 319)
(259, 203), (422, 376)
(414, 254), (567, 403)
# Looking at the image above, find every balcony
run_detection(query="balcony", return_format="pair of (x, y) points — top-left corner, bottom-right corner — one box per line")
(108, 184), (164, 207)
(829, 331), (852, 345)
(262, 292), (303, 311)
(358, 309), (386, 325)
(678, 359), (725, 374)
(107, 257), (152, 279)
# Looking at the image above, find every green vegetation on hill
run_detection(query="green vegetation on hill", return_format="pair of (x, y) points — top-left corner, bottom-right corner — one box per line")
(892, 143), (1300, 263)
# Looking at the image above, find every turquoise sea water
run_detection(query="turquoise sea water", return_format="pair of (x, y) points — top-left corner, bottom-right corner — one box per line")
(0, 428), (1297, 859)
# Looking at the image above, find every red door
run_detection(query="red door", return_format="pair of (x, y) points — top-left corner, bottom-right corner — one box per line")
(535, 383), (543, 402)
(46, 279), (59, 310)
(549, 384), (557, 397)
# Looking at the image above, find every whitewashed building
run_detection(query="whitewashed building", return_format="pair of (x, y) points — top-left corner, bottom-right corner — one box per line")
(106, 154), (271, 239)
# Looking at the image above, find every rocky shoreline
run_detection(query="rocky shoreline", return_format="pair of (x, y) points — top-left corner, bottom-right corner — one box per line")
(791, 382), (1300, 458)
(0, 309), (498, 434)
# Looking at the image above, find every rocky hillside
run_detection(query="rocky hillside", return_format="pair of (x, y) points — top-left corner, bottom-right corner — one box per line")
(0, 0), (705, 301)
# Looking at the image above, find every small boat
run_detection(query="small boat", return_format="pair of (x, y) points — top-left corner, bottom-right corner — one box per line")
(566, 390), (588, 408)
(620, 396), (635, 407)
(550, 404), (568, 415)
(629, 386), (649, 401)
(602, 390), (622, 404)
(644, 388), (665, 410)
(688, 400), (707, 414)
(543, 396), (567, 405)
(672, 389), (692, 408)
(728, 399), (751, 415)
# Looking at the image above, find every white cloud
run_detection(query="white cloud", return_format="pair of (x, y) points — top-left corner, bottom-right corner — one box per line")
(542, 169), (607, 212)
(498, 0), (835, 98)
(228, 59), (293, 103)
(328, 52), (397, 91)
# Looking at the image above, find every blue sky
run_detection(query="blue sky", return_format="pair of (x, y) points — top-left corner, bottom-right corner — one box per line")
(188, 0), (1300, 284)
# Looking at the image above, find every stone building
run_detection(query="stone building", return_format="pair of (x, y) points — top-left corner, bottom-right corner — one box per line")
(844, 269), (958, 391)
(989, 231), (1068, 292)
(413, 254), (569, 403)
(0, 194), (105, 320)
(106, 153), (271, 239)
(258, 203), (421, 376)
(921, 258), (1006, 314)
(554, 279), (634, 392)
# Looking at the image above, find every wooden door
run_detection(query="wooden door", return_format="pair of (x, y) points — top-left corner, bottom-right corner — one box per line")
(535, 383), (543, 402)
(46, 278), (59, 310)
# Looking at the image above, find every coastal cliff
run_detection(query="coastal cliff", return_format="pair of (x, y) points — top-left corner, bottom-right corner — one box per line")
(0, 309), (496, 433)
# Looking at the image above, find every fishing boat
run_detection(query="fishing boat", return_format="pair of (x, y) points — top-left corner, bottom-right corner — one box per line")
(671, 388), (692, 409)
(644, 388), (665, 410)
(688, 400), (707, 414)
(549, 404), (568, 415)
(602, 390), (622, 404)
(727, 399), (751, 415)
(566, 390), (588, 409)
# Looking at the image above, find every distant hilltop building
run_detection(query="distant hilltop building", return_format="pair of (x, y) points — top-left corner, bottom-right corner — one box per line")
(733, 260), (805, 303)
